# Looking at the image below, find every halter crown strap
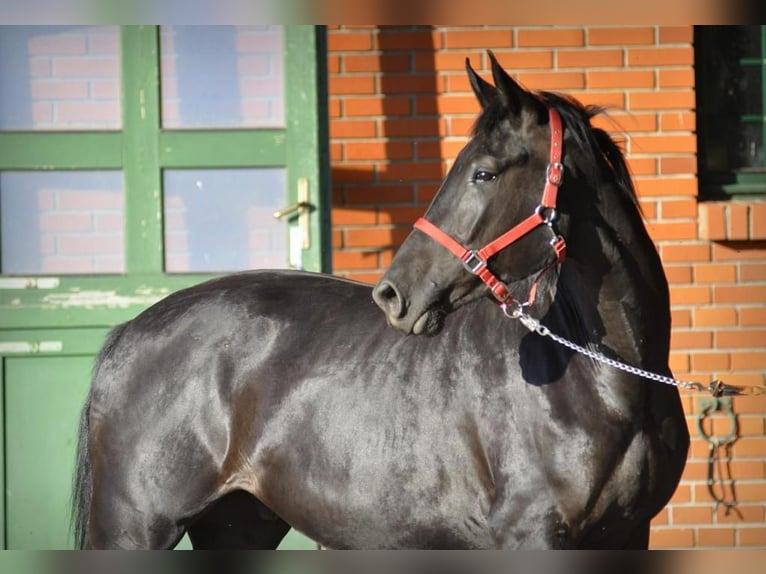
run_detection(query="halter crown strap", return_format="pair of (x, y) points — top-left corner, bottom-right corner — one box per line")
(414, 107), (566, 305)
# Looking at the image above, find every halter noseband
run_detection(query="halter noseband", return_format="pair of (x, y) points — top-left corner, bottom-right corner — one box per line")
(413, 107), (567, 306)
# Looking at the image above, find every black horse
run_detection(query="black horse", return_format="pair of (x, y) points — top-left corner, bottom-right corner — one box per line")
(72, 53), (688, 549)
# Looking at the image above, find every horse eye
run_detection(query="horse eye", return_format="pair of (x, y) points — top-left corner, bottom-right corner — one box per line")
(474, 170), (497, 183)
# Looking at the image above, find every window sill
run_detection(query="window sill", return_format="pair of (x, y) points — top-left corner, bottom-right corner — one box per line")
(698, 199), (766, 241)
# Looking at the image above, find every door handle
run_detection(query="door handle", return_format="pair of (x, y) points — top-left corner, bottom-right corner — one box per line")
(273, 177), (311, 251)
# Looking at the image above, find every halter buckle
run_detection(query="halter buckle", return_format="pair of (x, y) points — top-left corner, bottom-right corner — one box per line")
(461, 251), (486, 274)
(546, 162), (564, 186)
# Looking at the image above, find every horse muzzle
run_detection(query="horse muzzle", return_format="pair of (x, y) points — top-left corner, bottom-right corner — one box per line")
(372, 278), (446, 336)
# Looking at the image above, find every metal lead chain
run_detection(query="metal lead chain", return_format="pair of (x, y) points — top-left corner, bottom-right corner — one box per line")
(502, 303), (705, 392)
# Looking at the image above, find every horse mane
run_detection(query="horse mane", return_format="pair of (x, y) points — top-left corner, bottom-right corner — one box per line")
(538, 91), (642, 214)
(471, 88), (641, 215)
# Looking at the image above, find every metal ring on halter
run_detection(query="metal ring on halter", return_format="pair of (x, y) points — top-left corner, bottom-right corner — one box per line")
(461, 250), (487, 275)
(535, 205), (558, 225)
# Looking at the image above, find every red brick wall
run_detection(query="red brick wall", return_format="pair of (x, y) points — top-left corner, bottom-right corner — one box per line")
(328, 25), (766, 549)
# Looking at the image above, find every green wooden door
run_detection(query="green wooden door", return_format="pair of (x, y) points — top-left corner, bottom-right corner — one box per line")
(0, 25), (328, 549)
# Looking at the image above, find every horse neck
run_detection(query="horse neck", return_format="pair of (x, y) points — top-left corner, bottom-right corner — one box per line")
(545, 177), (671, 370)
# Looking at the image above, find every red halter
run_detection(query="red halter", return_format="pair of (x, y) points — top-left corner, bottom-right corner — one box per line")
(413, 107), (567, 306)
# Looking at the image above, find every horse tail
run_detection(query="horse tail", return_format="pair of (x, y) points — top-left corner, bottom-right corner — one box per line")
(71, 322), (128, 549)
(72, 390), (93, 549)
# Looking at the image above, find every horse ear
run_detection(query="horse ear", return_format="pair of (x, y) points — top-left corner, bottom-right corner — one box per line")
(465, 57), (497, 109)
(488, 50), (535, 115)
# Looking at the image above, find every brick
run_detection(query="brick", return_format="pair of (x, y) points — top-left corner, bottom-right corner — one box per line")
(659, 69), (695, 88)
(342, 271), (381, 285)
(661, 199), (697, 219)
(669, 351), (690, 371)
(587, 70), (654, 89)
(343, 96), (411, 117)
(660, 157), (696, 175)
(697, 528), (736, 547)
(594, 113), (657, 133)
(691, 352), (730, 371)
(727, 203), (750, 240)
(738, 528), (766, 549)
(732, 437), (766, 457)
(694, 264), (737, 284)
(416, 95), (479, 115)
(588, 27), (655, 46)
(627, 47), (694, 66)
(661, 243), (711, 263)
(714, 285), (766, 304)
(517, 28), (584, 48)
(659, 26), (693, 44)
(750, 203), (766, 239)
(715, 504), (765, 523)
(634, 177), (698, 197)
(716, 329), (766, 349)
(693, 307), (737, 327)
(649, 528), (694, 548)
(342, 184), (412, 205)
(378, 161), (444, 182)
(377, 206), (426, 225)
(330, 120), (377, 139)
(571, 91), (625, 109)
(331, 208), (377, 225)
(332, 165), (376, 184)
(733, 483), (766, 503)
(713, 242), (766, 261)
(329, 75), (376, 95)
(344, 54), (410, 73)
(557, 49), (624, 68)
(516, 72), (585, 90)
(327, 31), (374, 51)
(665, 265), (692, 284)
(491, 50), (553, 70)
(671, 505), (712, 524)
(381, 118), (445, 138)
(344, 141), (413, 161)
(670, 329), (713, 349)
(740, 263), (766, 282)
(645, 221), (697, 241)
(660, 111), (696, 131)
(631, 134), (696, 154)
(629, 91), (695, 111)
(332, 250), (379, 270)
(416, 52), (477, 73)
(739, 308), (766, 327)
(444, 29), (513, 49)
(377, 29), (442, 51)
(626, 157), (657, 176)
(344, 227), (410, 248)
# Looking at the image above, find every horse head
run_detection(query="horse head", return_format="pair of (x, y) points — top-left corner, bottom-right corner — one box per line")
(373, 53), (571, 335)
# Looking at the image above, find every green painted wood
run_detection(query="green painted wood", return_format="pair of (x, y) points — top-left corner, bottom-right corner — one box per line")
(285, 26), (330, 273)
(0, 26), (327, 550)
(159, 130), (287, 168)
(0, 133), (123, 170)
(122, 26), (164, 275)
(4, 356), (93, 549)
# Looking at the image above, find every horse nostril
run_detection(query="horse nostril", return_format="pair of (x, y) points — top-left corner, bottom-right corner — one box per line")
(372, 280), (406, 319)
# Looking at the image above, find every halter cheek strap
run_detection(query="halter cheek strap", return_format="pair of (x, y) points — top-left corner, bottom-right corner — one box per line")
(414, 107), (566, 306)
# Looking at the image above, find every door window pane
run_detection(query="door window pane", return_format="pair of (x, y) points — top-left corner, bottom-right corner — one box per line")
(163, 168), (287, 272)
(0, 171), (124, 274)
(160, 25), (284, 129)
(0, 26), (121, 131)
